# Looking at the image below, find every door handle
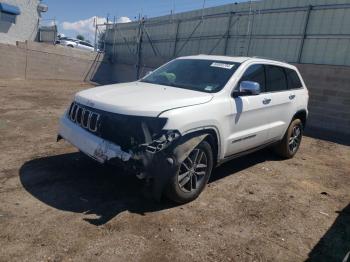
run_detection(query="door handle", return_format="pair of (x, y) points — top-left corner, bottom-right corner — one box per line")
(289, 94), (296, 100)
(263, 98), (271, 105)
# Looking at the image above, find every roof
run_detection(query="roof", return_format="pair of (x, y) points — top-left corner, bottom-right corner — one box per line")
(0, 3), (20, 15)
(178, 54), (294, 68)
(179, 55), (250, 63)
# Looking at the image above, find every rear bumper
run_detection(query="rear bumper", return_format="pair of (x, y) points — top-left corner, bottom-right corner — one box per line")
(58, 115), (132, 164)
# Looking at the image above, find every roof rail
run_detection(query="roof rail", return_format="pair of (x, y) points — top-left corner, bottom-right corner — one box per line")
(251, 56), (289, 64)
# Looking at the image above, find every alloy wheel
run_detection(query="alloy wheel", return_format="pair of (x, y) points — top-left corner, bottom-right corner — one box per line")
(289, 125), (302, 153)
(177, 148), (208, 193)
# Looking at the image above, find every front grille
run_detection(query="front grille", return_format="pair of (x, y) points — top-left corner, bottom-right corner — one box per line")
(68, 102), (101, 133)
(66, 101), (168, 151)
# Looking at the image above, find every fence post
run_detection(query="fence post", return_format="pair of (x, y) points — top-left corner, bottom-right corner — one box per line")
(172, 20), (180, 57)
(112, 18), (117, 60)
(136, 17), (144, 79)
(24, 41), (28, 80)
(298, 5), (312, 63)
(246, 10), (256, 56)
(224, 12), (233, 55)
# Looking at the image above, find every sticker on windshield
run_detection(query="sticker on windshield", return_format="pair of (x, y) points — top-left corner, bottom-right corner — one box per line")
(210, 62), (235, 69)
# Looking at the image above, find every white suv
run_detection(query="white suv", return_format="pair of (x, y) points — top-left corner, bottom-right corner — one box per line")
(58, 55), (309, 203)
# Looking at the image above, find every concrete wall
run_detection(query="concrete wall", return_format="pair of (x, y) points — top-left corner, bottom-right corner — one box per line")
(297, 64), (350, 141)
(0, 41), (112, 83)
(0, 0), (41, 45)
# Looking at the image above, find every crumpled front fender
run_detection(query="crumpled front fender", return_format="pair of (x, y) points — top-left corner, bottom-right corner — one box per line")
(143, 133), (209, 201)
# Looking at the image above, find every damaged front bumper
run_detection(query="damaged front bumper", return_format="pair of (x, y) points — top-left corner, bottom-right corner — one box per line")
(58, 115), (133, 164)
(58, 114), (181, 171)
(58, 114), (208, 200)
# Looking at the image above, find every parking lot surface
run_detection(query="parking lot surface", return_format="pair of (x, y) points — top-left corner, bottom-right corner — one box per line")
(0, 80), (349, 262)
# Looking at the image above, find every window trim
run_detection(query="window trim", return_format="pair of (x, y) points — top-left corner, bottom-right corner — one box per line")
(233, 63), (267, 95)
(285, 68), (303, 90)
(232, 63), (305, 96)
(264, 64), (289, 93)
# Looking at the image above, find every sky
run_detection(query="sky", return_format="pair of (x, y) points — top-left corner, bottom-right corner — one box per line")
(42, 0), (248, 41)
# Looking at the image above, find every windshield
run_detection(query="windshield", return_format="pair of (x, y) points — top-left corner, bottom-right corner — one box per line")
(141, 59), (241, 93)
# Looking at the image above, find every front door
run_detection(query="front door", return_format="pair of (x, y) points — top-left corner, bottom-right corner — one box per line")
(226, 64), (272, 156)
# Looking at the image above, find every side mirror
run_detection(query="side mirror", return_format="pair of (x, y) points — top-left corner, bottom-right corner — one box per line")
(239, 81), (261, 95)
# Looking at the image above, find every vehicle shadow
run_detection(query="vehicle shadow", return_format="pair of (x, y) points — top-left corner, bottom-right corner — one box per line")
(210, 148), (280, 183)
(19, 149), (279, 226)
(306, 203), (350, 262)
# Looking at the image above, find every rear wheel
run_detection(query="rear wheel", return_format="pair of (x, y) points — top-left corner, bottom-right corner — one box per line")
(274, 119), (303, 159)
(166, 140), (213, 204)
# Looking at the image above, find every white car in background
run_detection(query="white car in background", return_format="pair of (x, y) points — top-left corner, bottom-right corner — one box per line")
(76, 40), (95, 52)
(58, 55), (309, 203)
(57, 37), (95, 52)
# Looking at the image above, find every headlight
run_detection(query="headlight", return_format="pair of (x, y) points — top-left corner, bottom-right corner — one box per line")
(146, 130), (181, 153)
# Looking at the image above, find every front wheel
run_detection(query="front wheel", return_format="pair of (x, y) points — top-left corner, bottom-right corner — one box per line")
(274, 119), (303, 159)
(165, 140), (213, 204)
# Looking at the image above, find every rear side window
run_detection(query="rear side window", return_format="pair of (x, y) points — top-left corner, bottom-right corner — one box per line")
(265, 65), (288, 92)
(239, 64), (266, 92)
(285, 68), (303, 89)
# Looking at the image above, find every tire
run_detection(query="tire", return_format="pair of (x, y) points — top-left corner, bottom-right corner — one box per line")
(166, 140), (214, 204)
(274, 118), (303, 159)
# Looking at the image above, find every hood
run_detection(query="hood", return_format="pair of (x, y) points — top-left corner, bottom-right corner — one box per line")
(75, 81), (213, 117)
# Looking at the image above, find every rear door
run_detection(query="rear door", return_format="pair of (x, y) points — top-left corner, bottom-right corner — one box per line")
(226, 64), (273, 155)
(264, 65), (295, 141)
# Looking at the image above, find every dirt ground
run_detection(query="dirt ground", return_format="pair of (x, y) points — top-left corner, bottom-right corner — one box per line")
(0, 79), (349, 262)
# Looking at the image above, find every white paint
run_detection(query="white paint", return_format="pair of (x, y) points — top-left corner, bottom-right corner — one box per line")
(59, 115), (131, 163)
(59, 55), (309, 162)
(74, 81), (213, 117)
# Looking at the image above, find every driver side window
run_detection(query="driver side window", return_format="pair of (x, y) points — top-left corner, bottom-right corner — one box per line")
(238, 64), (266, 92)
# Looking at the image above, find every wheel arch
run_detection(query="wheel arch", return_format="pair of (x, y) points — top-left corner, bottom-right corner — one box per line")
(292, 110), (307, 129)
(181, 127), (221, 166)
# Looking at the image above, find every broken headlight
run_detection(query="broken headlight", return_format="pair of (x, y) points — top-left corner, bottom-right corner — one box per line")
(146, 130), (181, 153)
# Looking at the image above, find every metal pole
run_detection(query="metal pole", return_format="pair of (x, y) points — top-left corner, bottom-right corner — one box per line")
(198, 0), (206, 53)
(112, 17), (117, 59)
(143, 24), (159, 56)
(246, 10), (256, 56)
(224, 12), (234, 55)
(136, 15), (143, 79)
(94, 17), (98, 51)
(298, 5), (312, 63)
(172, 21), (180, 57)
(175, 20), (203, 57)
(103, 23), (107, 52)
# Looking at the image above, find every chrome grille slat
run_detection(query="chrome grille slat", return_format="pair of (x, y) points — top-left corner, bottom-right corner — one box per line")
(68, 102), (100, 133)
(81, 109), (90, 128)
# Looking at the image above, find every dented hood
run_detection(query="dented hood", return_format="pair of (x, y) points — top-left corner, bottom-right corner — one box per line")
(75, 81), (213, 116)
